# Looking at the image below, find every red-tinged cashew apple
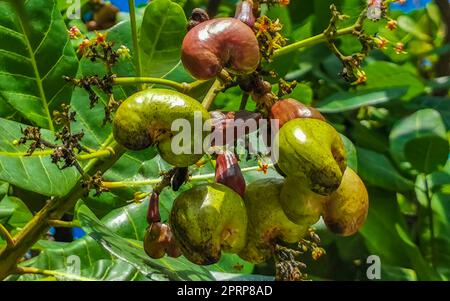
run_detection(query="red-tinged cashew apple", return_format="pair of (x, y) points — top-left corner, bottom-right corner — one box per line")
(270, 99), (325, 128)
(113, 89), (209, 167)
(235, 0), (256, 27)
(239, 178), (309, 264)
(323, 168), (369, 236)
(181, 18), (260, 80)
(170, 183), (248, 265)
(280, 176), (326, 225)
(215, 150), (246, 197)
(274, 118), (347, 195)
(144, 222), (182, 259)
(210, 110), (261, 147)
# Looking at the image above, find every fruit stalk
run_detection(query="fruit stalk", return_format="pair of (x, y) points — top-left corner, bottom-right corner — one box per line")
(101, 165), (272, 189)
(113, 77), (196, 93)
(273, 7), (367, 59)
(202, 79), (225, 109)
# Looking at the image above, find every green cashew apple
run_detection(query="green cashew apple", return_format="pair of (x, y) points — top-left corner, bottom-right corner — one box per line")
(274, 118), (347, 195)
(169, 183), (248, 265)
(239, 178), (309, 264)
(323, 168), (369, 236)
(280, 176), (326, 225)
(113, 89), (209, 167)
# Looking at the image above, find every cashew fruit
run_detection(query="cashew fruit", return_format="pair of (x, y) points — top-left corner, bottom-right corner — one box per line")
(144, 222), (181, 259)
(270, 99), (325, 128)
(280, 176), (326, 225)
(113, 89), (209, 167)
(235, 0), (255, 27)
(181, 18), (260, 80)
(215, 150), (246, 197)
(238, 178), (309, 264)
(323, 168), (369, 236)
(170, 183), (248, 265)
(274, 118), (347, 195)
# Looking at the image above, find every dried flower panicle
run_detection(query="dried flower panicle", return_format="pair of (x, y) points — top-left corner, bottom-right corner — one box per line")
(278, 79), (298, 98)
(64, 74), (118, 124)
(273, 229), (325, 281)
(255, 16), (287, 61)
(15, 105), (89, 172)
(274, 245), (308, 281)
(82, 171), (109, 197)
(16, 127), (53, 156)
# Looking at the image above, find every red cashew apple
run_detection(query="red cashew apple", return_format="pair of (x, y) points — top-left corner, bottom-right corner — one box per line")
(181, 18), (260, 80)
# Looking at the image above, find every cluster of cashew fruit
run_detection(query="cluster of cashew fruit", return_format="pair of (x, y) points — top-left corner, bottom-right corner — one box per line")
(112, 0), (369, 269)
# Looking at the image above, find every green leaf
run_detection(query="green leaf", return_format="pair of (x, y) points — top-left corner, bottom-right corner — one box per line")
(426, 76), (450, 92)
(139, 0), (187, 78)
(16, 237), (113, 280)
(340, 134), (357, 171)
(281, 83), (313, 106)
(11, 259), (149, 281)
(390, 109), (449, 173)
(0, 0), (78, 129)
(397, 15), (432, 41)
(0, 195), (33, 232)
(209, 254), (254, 275)
(0, 118), (79, 196)
(0, 99), (16, 119)
(265, 6), (292, 36)
(359, 188), (440, 280)
(357, 61), (425, 101)
(413, 96), (450, 129)
(76, 201), (216, 280)
(380, 265), (417, 281)
(16, 199), (214, 281)
(350, 122), (389, 153)
(212, 272), (273, 281)
(316, 88), (407, 113)
(356, 147), (414, 191)
(415, 170), (450, 279)
(313, 0), (343, 34)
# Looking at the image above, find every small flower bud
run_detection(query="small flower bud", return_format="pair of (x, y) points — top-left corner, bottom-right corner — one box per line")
(386, 19), (398, 30)
(117, 45), (131, 59)
(77, 39), (91, 54)
(394, 42), (407, 54)
(94, 31), (108, 45)
(68, 26), (82, 39)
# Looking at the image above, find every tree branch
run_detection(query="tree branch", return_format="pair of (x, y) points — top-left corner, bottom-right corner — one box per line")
(0, 138), (125, 280)
(0, 224), (15, 249)
(13, 266), (92, 281)
(0, 148), (113, 161)
(102, 165), (272, 189)
(47, 220), (81, 228)
(202, 79), (224, 109)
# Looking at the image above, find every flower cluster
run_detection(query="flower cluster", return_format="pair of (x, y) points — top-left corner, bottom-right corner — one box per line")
(68, 27), (131, 65)
(254, 16), (287, 61)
